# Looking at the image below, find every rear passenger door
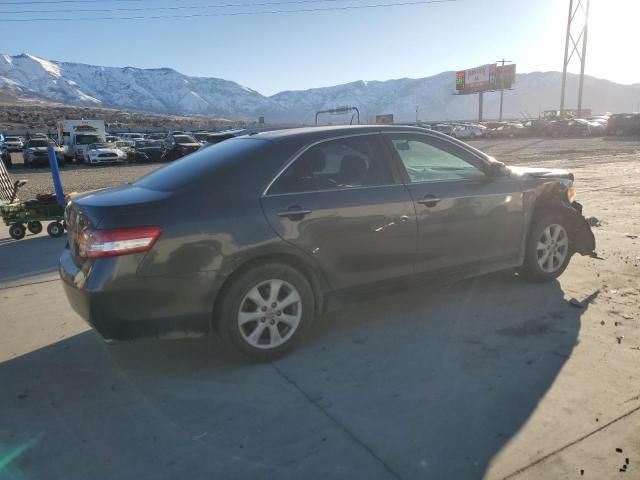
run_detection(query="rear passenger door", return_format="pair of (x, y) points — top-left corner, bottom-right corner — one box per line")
(261, 134), (418, 290)
(384, 132), (524, 273)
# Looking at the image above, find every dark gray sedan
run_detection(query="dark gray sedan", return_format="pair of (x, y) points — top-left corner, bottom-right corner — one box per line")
(60, 126), (595, 360)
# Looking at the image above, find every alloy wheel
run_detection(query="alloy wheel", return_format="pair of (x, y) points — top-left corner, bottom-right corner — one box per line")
(237, 279), (302, 349)
(536, 224), (569, 273)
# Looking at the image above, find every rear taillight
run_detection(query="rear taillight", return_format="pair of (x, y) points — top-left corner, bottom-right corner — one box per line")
(78, 226), (162, 258)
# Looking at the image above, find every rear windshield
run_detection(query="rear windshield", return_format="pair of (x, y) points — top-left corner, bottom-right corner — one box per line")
(135, 137), (268, 192)
(174, 135), (197, 144)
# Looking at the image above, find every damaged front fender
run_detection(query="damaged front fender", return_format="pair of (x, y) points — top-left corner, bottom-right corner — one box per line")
(566, 201), (596, 255)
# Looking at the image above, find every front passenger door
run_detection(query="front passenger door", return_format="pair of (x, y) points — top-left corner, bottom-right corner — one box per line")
(385, 133), (524, 274)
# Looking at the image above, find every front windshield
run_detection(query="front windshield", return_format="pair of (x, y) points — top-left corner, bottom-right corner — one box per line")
(5, 137), (19, 142)
(28, 139), (51, 147)
(76, 134), (104, 145)
(89, 143), (111, 149)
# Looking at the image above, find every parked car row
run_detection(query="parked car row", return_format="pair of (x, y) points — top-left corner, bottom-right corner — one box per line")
(416, 114), (617, 140)
(0, 130), (231, 168)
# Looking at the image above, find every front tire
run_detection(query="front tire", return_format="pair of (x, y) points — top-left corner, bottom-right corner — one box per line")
(217, 263), (315, 361)
(520, 212), (573, 282)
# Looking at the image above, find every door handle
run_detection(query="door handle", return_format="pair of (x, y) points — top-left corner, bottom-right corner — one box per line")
(277, 206), (312, 220)
(417, 195), (441, 207)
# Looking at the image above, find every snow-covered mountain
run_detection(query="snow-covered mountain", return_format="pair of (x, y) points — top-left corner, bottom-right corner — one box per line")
(1, 53), (639, 122)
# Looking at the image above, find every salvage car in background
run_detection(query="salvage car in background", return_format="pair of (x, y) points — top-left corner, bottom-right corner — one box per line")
(606, 113), (640, 136)
(199, 132), (238, 150)
(451, 124), (486, 139)
(83, 143), (127, 165)
(486, 123), (526, 138)
(61, 125), (595, 361)
(23, 138), (65, 168)
(133, 139), (164, 162)
(543, 119), (591, 138)
(115, 140), (135, 160)
(3, 136), (24, 152)
(162, 133), (200, 161)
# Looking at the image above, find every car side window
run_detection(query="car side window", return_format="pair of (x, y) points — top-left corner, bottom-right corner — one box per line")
(388, 135), (486, 183)
(268, 135), (395, 195)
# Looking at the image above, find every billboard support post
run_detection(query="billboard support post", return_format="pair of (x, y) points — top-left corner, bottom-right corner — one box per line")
(496, 59), (512, 121)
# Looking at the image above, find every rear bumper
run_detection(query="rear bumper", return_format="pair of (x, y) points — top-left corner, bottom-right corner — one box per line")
(59, 248), (216, 341)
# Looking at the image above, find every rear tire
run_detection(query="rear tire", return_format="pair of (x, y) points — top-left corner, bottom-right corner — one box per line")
(217, 263), (315, 361)
(47, 221), (64, 238)
(9, 223), (26, 240)
(519, 212), (573, 282)
(27, 221), (43, 234)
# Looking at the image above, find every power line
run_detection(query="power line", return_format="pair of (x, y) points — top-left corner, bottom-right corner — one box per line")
(0, 0), (456, 21)
(1, 0), (357, 14)
(0, 0), (141, 4)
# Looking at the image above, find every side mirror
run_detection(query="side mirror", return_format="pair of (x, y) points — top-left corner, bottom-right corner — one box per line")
(486, 161), (507, 178)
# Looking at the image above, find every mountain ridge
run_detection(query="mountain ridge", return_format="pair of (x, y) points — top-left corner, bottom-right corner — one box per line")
(1, 53), (639, 122)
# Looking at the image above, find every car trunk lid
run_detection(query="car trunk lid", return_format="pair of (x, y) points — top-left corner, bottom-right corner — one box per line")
(65, 185), (172, 266)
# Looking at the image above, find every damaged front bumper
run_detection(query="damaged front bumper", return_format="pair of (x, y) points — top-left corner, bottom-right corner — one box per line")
(567, 201), (596, 255)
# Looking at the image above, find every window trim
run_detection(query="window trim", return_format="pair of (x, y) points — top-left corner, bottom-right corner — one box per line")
(382, 131), (491, 185)
(262, 132), (401, 197)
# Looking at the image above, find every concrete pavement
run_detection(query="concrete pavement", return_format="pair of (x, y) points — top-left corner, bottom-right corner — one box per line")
(1, 224), (638, 479)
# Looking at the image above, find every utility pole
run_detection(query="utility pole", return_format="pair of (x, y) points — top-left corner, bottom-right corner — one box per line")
(496, 59), (512, 121)
(478, 92), (484, 123)
(415, 105), (419, 124)
(560, 0), (590, 117)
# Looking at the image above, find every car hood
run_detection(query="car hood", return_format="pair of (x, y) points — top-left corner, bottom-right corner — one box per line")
(508, 166), (574, 181)
(27, 147), (49, 152)
(90, 148), (120, 154)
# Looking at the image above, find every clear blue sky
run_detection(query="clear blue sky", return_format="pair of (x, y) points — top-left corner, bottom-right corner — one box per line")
(0, 0), (635, 95)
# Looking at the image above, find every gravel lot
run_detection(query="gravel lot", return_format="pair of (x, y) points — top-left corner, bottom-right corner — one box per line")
(8, 136), (640, 199)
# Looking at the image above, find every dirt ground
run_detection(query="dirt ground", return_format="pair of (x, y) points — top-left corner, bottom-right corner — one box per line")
(1, 136), (639, 479)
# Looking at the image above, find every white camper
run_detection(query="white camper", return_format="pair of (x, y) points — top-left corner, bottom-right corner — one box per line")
(57, 120), (106, 163)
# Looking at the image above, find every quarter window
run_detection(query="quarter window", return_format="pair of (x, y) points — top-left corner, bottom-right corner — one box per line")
(389, 135), (486, 183)
(268, 135), (394, 194)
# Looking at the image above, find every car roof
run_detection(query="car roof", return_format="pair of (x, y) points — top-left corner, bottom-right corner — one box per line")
(245, 124), (444, 143)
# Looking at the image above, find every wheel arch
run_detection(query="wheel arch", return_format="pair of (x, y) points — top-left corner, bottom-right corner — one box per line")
(525, 181), (594, 255)
(210, 251), (329, 331)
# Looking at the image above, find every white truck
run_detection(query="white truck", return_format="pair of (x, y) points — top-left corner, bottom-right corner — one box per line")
(57, 120), (107, 163)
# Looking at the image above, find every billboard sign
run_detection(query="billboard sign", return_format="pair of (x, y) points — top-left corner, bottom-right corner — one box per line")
(375, 114), (394, 125)
(456, 64), (496, 93)
(495, 64), (516, 89)
(455, 63), (516, 94)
